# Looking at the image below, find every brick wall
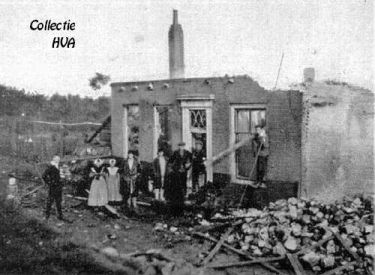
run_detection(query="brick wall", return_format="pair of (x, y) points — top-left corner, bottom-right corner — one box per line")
(111, 76), (303, 187)
(267, 90), (303, 183)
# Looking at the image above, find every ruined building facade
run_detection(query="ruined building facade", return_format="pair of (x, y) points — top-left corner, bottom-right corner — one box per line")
(109, 11), (374, 202)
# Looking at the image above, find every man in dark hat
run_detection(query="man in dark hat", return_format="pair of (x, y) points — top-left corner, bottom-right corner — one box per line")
(170, 141), (192, 195)
(43, 155), (65, 221)
(121, 150), (141, 212)
(167, 141), (192, 216)
(192, 140), (206, 193)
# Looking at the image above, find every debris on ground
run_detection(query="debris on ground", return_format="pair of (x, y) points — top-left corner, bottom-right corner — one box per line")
(189, 195), (374, 274)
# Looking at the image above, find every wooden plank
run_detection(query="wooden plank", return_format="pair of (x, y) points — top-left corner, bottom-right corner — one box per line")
(65, 194), (88, 201)
(319, 262), (355, 275)
(21, 185), (44, 198)
(207, 256), (285, 269)
(205, 136), (252, 167)
(202, 227), (233, 266)
(331, 231), (361, 261)
(286, 253), (305, 275)
(192, 232), (287, 275)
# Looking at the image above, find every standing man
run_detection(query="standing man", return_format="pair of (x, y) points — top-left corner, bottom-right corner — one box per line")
(192, 140), (206, 193)
(152, 148), (168, 201)
(122, 150), (141, 212)
(167, 141), (192, 216)
(169, 141), (192, 196)
(43, 155), (65, 221)
(253, 125), (269, 188)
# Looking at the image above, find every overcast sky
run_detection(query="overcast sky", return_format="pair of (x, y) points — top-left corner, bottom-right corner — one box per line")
(0, 0), (373, 97)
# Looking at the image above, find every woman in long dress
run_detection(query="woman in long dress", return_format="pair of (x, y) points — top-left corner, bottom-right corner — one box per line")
(88, 158), (108, 207)
(105, 159), (122, 203)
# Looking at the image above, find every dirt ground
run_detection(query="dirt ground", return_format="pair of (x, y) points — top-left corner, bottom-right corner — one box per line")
(0, 154), (288, 275)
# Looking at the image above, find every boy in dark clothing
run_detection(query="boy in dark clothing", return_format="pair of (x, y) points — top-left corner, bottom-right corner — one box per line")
(192, 140), (206, 192)
(43, 155), (64, 220)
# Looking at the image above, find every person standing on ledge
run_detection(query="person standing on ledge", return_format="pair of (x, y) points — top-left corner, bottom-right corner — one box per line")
(43, 155), (66, 221)
(253, 125), (269, 188)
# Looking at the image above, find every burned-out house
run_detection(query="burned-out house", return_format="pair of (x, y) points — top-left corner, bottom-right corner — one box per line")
(109, 10), (373, 201)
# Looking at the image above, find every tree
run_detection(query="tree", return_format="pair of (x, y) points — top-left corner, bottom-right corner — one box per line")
(88, 73), (111, 90)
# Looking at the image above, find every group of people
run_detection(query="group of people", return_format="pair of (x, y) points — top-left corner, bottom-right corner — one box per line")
(41, 127), (268, 220)
(42, 140), (207, 220)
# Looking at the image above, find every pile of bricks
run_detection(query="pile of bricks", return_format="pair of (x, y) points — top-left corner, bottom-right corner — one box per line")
(195, 195), (374, 274)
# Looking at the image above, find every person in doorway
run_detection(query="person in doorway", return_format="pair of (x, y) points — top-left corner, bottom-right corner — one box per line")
(105, 159), (122, 204)
(122, 150), (141, 212)
(88, 158), (108, 208)
(152, 148), (168, 201)
(169, 141), (192, 197)
(166, 142), (191, 216)
(192, 140), (206, 193)
(43, 155), (66, 221)
(252, 125), (269, 188)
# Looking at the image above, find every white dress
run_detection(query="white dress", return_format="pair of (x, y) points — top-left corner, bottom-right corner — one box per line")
(106, 167), (122, 202)
(88, 166), (108, 206)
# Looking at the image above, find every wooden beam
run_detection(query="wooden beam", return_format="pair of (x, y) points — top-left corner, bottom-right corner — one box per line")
(319, 262), (355, 275)
(205, 136), (253, 167)
(86, 115), (111, 143)
(193, 232), (286, 275)
(21, 185), (44, 198)
(202, 227), (233, 266)
(286, 253), (305, 275)
(331, 231), (361, 261)
(207, 256), (285, 269)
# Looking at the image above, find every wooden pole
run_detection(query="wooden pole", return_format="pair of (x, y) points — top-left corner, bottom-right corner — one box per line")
(192, 232), (286, 275)
(273, 52), (284, 90)
(202, 227), (234, 266)
(59, 120), (64, 156)
(207, 256), (285, 269)
(205, 136), (253, 168)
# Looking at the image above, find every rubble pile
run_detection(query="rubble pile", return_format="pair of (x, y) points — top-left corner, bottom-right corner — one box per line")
(205, 196), (374, 274)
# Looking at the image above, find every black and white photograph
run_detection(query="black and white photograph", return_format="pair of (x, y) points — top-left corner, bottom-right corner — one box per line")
(0, 1), (373, 274)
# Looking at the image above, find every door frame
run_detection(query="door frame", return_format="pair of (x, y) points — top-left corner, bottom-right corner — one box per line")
(179, 95), (214, 182)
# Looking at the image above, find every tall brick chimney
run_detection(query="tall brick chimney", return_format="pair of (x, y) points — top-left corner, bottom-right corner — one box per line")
(168, 10), (184, 79)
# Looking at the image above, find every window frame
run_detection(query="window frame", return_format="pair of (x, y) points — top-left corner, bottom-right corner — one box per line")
(229, 104), (267, 184)
(153, 104), (173, 158)
(123, 104), (140, 158)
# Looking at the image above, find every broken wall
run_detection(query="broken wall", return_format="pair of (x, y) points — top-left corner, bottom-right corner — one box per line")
(300, 82), (374, 201)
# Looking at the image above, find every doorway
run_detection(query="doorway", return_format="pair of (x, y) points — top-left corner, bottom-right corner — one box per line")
(179, 96), (214, 183)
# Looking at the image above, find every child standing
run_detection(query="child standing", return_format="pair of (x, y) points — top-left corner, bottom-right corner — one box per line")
(122, 150), (140, 211)
(105, 159), (122, 203)
(152, 148), (168, 201)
